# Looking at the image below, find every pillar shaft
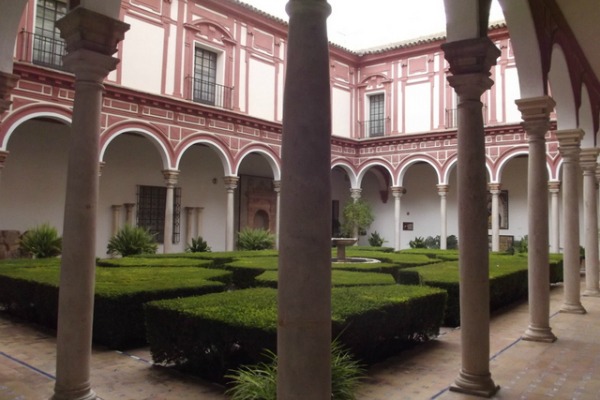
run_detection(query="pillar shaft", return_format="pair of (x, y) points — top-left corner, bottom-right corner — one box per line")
(489, 183), (501, 252)
(185, 207), (194, 245)
(516, 96), (556, 342)
(442, 37), (500, 398)
(224, 176), (238, 251)
(111, 205), (122, 237)
(392, 187), (404, 251)
(195, 207), (204, 239)
(162, 170), (179, 253)
(274, 180), (281, 249)
(556, 129), (586, 314)
(124, 203), (135, 226)
(580, 149), (600, 296)
(349, 188), (361, 240)
(548, 182), (560, 254)
(437, 185), (448, 250)
(277, 1), (332, 398)
(53, 8), (128, 400)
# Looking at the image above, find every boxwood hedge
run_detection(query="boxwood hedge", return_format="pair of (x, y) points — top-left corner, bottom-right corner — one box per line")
(255, 269), (397, 288)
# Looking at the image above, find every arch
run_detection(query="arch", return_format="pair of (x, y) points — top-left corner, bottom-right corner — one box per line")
(493, 147), (529, 182)
(331, 159), (359, 189)
(1, 105), (72, 149)
(579, 84), (596, 148)
(396, 155), (441, 186)
(359, 73), (391, 86)
(356, 159), (394, 188)
(549, 44), (577, 130)
(234, 144), (281, 180)
(100, 122), (172, 170)
(176, 134), (234, 177)
(440, 154), (494, 185)
(185, 19), (236, 43)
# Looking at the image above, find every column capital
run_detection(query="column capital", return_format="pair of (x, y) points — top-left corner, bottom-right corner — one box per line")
(223, 176), (239, 190)
(0, 72), (19, 114)
(350, 187), (362, 201)
(111, 204), (122, 211)
(488, 183), (501, 193)
(442, 37), (501, 77)
(286, 0), (332, 19)
(556, 129), (584, 161)
(548, 181), (561, 193)
(596, 165), (600, 182)
(194, 206), (204, 212)
(437, 184), (449, 194)
(516, 96), (555, 139)
(391, 186), (405, 198)
(580, 148), (599, 172)
(273, 180), (281, 193)
(162, 169), (179, 187)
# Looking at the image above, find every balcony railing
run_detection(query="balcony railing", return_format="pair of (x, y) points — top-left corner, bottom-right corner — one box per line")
(361, 118), (387, 137)
(445, 105), (488, 129)
(20, 31), (66, 70)
(191, 77), (233, 110)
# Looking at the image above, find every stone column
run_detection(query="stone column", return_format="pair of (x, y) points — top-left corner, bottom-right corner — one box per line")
(124, 203), (135, 226)
(0, 150), (8, 186)
(0, 71), (19, 114)
(442, 37), (500, 397)
(392, 186), (404, 251)
(111, 205), (122, 236)
(556, 129), (586, 314)
(580, 148), (600, 296)
(185, 207), (194, 245)
(516, 96), (557, 343)
(273, 180), (281, 249)
(224, 176), (238, 251)
(437, 184), (449, 250)
(278, 0), (332, 398)
(548, 181), (560, 254)
(195, 207), (204, 238)
(488, 183), (501, 252)
(162, 170), (179, 254)
(349, 187), (362, 240)
(53, 8), (128, 400)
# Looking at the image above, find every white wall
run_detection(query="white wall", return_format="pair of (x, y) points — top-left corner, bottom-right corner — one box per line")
(405, 84), (431, 133)
(332, 87), (352, 137)
(248, 58), (276, 121)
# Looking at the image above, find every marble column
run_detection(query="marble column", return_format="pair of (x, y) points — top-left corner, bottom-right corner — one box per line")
(392, 186), (404, 251)
(556, 129), (586, 314)
(53, 8), (128, 400)
(442, 37), (500, 397)
(437, 184), (449, 250)
(0, 71), (19, 114)
(277, 0), (332, 398)
(111, 205), (122, 236)
(349, 187), (362, 240)
(124, 203), (135, 226)
(548, 181), (560, 254)
(516, 96), (556, 343)
(580, 148), (600, 296)
(488, 183), (501, 252)
(195, 207), (204, 238)
(273, 180), (281, 249)
(162, 170), (179, 254)
(224, 176), (238, 251)
(185, 207), (194, 245)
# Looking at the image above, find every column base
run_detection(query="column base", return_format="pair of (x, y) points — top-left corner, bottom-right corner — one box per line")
(522, 325), (557, 343)
(51, 389), (96, 400)
(449, 370), (500, 398)
(582, 289), (600, 297)
(559, 302), (587, 314)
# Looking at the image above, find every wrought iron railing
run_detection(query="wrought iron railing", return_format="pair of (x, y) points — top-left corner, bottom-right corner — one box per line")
(20, 31), (66, 70)
(361, 118), (387, 137)
(191, 77), (233, 110)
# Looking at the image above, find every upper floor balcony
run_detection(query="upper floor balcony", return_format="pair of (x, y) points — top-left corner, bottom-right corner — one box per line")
(360, 118), (389, 138)
(18, 31), (66, 71)
(190, 77), (234, 110)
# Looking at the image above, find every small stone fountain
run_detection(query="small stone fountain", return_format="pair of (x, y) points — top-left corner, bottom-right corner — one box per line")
(331, 237), (357, 262)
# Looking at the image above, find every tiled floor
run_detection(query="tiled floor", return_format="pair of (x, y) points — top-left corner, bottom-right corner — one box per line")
(1, 280), (599, 399)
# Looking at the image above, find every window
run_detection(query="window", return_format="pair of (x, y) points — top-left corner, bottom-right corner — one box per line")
(136, 185), (181, 244)
(193, 48), (218, 105)
(33, 0), (67, 69)
(368, 94), (385, 137)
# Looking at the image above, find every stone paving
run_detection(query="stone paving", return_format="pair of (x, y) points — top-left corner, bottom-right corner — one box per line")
(1, 280), (599, 399)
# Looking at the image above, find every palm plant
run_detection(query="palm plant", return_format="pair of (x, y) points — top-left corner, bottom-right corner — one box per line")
(20, 223), (62, 258)
(106, 225), (158, 257)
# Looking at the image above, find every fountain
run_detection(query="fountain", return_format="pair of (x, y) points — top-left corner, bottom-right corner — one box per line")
(331, 237), (357, 262)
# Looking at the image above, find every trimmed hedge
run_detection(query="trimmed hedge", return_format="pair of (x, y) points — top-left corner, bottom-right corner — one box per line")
(96, 257), (213, 268)
(144, 285), (447, 380)
(0, 263), (231, 348)
(222, 257), (279, 288)
(339, 249), (440, 269)
(399, 248), (460, 261)
(256, 269), (397, 288)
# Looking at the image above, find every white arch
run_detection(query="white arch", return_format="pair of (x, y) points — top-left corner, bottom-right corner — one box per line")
(356, 160), (394, 188)
(2, 111), (71, 150)
(549, 44), (577, 130)
(397, 157), (441, 187)
(175, 137), (233, 177)
(100, 128), (172, 170)
(331, 160), (358, 189)
(235, 147), (282, 180)
(579, 85), (596, 148)
(441, 156), (494, 185)
(494, 149), (529, 182)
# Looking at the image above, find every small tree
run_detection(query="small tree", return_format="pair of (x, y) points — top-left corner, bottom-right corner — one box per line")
(341, 199), (374, 238)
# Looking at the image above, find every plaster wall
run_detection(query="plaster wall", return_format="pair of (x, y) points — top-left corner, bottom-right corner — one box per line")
(248, 58), (276, 121)
(405, 83), (432, 133)
(332, 87), (352, 138)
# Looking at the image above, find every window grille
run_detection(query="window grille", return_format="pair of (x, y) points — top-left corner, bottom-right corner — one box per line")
(136, 185), (181, 244)
(33, 0), (67, 69)
(368, 94), (385, 137)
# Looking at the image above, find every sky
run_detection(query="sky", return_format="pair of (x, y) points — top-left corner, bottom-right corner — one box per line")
(244, 0), (504, 51)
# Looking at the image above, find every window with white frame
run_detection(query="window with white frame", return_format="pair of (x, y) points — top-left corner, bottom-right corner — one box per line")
(33, 0), (67, 68)
(368, 93), (385, 137)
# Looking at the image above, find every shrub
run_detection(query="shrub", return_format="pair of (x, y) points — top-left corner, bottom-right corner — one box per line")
(19, 223), (62, 258)
(107, 225), (158, 257)
(367, 231), (386, 247)
(225, 341), (364, 400)
(237, 228), (275, 251)
(341, 199), (374, 238)
(409, 236), (426, 249)
(186, 236), (211, 253)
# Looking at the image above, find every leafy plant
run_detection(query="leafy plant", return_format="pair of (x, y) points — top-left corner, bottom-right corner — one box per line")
(186, 236), (211, 253)
(367, 231), (386, 247)
(341, 199), (374, 238)
(19, 223), (62, 258)
(237, 228), (275, 251)
(106, 225), (158, 257)
(225, 341), (364, 400)
(409, 236), (426, 249)
(446, 235), (458, 250)
(424, 236), (440, 249)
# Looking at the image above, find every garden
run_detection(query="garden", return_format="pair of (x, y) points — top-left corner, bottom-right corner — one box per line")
(0, 224), (563, 398)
